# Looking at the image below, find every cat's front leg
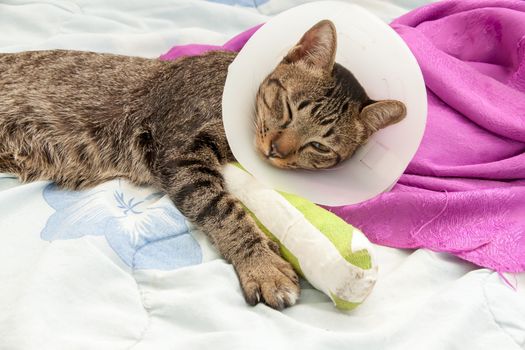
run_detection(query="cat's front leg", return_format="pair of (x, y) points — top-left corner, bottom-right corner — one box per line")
(153, 129), (300, 309)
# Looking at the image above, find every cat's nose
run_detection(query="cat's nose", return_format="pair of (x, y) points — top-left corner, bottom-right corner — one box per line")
(269, 138), (291, 159)
(269, 141), (282, 158)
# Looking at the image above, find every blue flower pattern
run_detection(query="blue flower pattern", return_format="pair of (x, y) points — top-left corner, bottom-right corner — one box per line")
(41, 180), (202, 270)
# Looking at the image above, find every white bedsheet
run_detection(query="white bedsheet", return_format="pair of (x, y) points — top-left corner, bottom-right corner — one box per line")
(1, 1), (524, 349)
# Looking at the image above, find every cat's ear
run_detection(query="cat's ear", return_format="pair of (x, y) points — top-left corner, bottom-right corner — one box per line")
(283, 19), (337, 72)
(360, 100), (406, 133)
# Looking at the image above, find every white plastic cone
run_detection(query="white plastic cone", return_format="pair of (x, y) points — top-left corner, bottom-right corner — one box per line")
(222, 1), (427, 206)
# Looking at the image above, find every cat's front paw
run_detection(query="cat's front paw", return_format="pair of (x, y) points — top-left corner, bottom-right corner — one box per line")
(235, 241), (300, 310)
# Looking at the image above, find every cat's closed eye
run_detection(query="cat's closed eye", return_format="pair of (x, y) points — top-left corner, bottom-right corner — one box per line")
(281, 100), (293, 128)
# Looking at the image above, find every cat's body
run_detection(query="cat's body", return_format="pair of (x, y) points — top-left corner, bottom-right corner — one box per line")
(0, 20), (405, 310)
(0, 49), (300, 309)
(0, 50), (232, 188)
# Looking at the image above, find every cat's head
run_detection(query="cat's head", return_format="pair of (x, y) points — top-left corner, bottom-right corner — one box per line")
(254, 20), (406, 170)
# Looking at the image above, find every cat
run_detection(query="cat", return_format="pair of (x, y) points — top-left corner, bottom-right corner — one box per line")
(0, 20), (405, 309)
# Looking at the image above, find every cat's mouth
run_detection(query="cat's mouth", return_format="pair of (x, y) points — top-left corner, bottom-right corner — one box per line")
(255, 136), (298, 170)
(256, 145), (293, 169)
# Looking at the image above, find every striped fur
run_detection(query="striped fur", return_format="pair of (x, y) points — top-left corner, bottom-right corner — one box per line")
(0, 49), (299, 310)
(254, 20), (406, 170)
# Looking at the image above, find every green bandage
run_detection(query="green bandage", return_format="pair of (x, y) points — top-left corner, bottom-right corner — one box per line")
(224, 164), (378, 310)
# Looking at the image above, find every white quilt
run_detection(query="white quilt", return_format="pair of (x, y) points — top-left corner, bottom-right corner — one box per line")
(1, 1), (524, 349)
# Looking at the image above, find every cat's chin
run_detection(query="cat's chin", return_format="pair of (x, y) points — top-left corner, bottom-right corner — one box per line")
(263, 155), (326, 171)
(265, 157), (297, 170)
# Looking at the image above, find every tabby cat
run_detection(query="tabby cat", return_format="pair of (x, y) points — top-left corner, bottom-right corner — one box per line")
(0, 20), (405, 309)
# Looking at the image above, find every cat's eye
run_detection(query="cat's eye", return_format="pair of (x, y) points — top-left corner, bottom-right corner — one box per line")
(285, 101), (293, 120)
(281, 100), (293, 128)
(309, 142), (330, 153)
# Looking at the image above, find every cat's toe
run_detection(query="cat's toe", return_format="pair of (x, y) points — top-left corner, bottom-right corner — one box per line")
(260, 278), (299, 309)
(236, 247), (300, 310)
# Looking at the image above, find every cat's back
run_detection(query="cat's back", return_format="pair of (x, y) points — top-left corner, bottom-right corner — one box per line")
(0, 50), (161, 119)
(0, 50), (160, 85)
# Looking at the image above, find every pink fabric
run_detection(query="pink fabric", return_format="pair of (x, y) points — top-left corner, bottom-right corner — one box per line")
(335, 0), (525, 273)
(161, 0), (525, 272)
(159, 24), (262, 61)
